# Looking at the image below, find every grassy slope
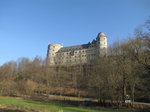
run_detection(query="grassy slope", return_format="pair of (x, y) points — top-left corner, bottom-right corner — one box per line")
(0, 96), (137, 112)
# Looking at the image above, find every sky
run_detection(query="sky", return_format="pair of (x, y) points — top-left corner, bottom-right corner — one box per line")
(0, 0), (150, 65)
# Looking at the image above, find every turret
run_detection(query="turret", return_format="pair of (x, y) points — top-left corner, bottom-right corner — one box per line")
(96, 32), (107, 57)
(47, 44), (63, 65)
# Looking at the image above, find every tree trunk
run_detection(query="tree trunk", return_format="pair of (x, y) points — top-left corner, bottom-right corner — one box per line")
(123, 74), (127, 102)
(131, 83), (135, 108)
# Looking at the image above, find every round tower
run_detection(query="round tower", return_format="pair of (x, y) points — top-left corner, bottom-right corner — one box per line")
(96, 32), (107, 57)
(47, 44), (63, 65)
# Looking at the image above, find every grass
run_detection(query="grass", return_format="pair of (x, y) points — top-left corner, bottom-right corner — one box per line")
(0, 96), (139, 112)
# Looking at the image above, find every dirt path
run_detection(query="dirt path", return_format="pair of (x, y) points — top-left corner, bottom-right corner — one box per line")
(0, 106), (38, 112)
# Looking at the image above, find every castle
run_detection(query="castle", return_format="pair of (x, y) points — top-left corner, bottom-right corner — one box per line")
(47, 32), (107, 65)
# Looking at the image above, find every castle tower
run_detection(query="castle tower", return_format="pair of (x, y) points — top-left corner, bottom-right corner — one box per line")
(96, 32), (107, 57)
(47, 44), (63, 65)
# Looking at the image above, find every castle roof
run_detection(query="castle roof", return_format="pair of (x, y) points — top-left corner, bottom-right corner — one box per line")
(57, 43), (90, 53)
(98, 32), (105, 37)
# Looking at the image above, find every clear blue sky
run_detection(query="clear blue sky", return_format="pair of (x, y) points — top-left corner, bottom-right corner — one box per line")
(0, 0), (150, 65)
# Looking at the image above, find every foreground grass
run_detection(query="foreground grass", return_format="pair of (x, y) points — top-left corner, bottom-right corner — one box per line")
(0, 96), (138, 112)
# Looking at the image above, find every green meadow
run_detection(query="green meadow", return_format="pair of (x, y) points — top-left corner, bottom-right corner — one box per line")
(0, 96), (139, 112)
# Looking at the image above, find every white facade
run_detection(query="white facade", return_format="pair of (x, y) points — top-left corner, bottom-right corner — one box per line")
(47, 32), (107, 65)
